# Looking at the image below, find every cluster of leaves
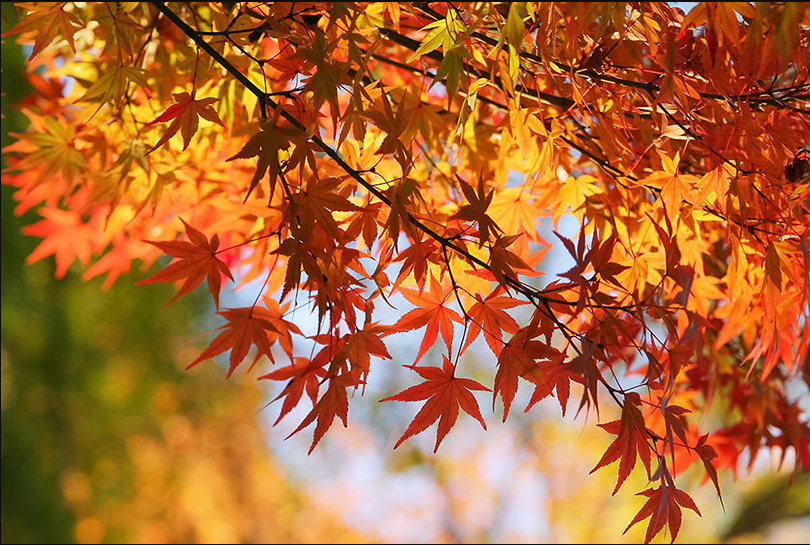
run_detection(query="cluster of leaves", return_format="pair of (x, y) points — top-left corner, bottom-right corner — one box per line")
(3, 2), (810, 541)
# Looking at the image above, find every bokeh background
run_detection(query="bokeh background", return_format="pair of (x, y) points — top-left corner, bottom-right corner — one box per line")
(2, 3), (809, 543)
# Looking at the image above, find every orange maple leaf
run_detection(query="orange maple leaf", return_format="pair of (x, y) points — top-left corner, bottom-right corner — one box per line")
(22, 207), (99, 278)
(461, 289), (525, 356)
(392, 238), (440, 291)
(393, 275), (463, 365)
(2, 2), (82, 60)
(381, 356), (490, 452)
(344, 325), (392, 382)
(82, 235), (133, 290)
(137, 218), (233, 308)
(450, 176), (501, 246)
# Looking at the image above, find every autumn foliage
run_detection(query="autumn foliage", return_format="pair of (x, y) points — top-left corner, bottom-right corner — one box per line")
(3, 2), (810, 542)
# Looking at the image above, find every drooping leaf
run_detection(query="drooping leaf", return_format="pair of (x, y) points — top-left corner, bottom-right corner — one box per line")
(288, 374), (352, 454)
(591, 392), (653, 495)
(624, 483), (700, 544)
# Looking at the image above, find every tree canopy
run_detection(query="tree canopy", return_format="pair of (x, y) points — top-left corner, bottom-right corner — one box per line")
(3, 2), (809, 542)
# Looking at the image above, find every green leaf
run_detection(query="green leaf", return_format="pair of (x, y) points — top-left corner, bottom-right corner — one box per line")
(406, 12), (464, 63)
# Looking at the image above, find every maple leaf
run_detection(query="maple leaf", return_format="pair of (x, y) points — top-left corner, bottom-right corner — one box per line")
(186, 306), (281, 377)
(488, 234), (532, 287)
(291, 176), (359, 239)
(344, 325), (392, 383)
(95, 3), (140, 61)
(2, 2), (82, 60)
(300, 32), (344, 130)
(82, 235), (133, 290)
(393, 275), (463, 365)
(493, 338), (542, 422)
(488, 187), (543, 241)
(6, 114), (87, 185)
(77, 65), (148, 109)
(366, 91), (411, 168)
(553, 174), (601, 222)
(641, 151), (698, 222)
(450, 176), (501, 246)
(624, 483), (700, 543)
(590, 392), (653, 495)
(461, 290), (525, 356)
(659, 397), (691, 462)
(259, 296), (303, 362)
(22, 207), (99, 279)
(695, 434), (724, 508)
(147, 91), (223, 153)
(407, 10), (465, 62)
(344, 200), (383, 250)
(288, 374), (352, 454)
(494, 332), (563, 421)
(136, 219), (233, 308)
(261, 357), (327, 425)
(227, 116), (296, 201)
(393, 238), (440, 291)
(524, 357), (581, 417)
(384, 177), (424, 247)
(381, 356), (490, 452)
(588, 231), (626, 287)
(273, 237), (323, 301)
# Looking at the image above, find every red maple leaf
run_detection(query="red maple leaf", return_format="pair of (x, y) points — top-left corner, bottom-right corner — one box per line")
(344, 324), (392, 384)
(381, 356), (490, 452)
(393, 238), (440, 291)
(186, 305), (279, 377)
(493, 332), (562, 421)
(261, 357), (327, 425)
(137, 218), (233, 308)
(624, 483), (700, 543)
(291, 176), (359, 239)
(591, 392), (653, 495)
(694, 433), (723, 507)
(393, 275), (463, 365)
(288, 374), (352, 454)
(524, 357), (581, 417)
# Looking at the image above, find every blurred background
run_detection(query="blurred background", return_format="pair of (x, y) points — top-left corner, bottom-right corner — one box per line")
(2, 4), (809, 543)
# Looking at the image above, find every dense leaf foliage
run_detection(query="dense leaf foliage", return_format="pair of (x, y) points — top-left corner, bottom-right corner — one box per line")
(3, 2), (810, 541)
